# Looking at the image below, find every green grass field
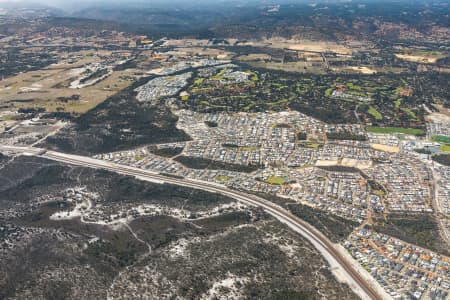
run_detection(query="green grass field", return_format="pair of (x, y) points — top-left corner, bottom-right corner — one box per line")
(245, 70), (259, 81)
(440, 145), (450, 152)
(325, 88), (333, 97)
(194, 78), (204, 85)
(266, 176), (287, 185)
(215, 175), (230, 181)
(367, 126), (425, 136)
(433, 135), (450, 145)
(346, 82), (362, 91)
(212, 68), (227, 81)
(298, 142), (321, 149)
(368, 106), (382, 120)
(401, 108), (417, 120)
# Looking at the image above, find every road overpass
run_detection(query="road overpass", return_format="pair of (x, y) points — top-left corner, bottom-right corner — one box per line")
(0, 145), (388, 300)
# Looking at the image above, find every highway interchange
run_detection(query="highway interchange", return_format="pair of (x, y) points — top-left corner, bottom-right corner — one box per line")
(0, 145), (387, 300)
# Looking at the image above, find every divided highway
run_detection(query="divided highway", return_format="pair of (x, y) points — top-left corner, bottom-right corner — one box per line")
(0, 145), (384, 300)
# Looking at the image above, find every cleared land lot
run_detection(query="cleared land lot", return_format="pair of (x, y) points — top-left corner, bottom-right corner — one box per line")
(0, 52), (136, 114)
(370, 144), (400, 153)
(264, 39), (353, 55)
(395, 53), (447, 64)
(344, 66), (377, 74)
(247, 61), (326, 73)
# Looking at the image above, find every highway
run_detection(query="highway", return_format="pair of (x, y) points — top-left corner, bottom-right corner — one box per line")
(0, 145), (384, 300)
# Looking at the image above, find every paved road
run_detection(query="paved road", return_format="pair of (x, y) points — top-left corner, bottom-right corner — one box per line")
(0, 145), (384, 300)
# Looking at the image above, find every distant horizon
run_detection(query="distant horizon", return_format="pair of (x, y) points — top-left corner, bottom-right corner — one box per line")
(0, 0), (439, 11)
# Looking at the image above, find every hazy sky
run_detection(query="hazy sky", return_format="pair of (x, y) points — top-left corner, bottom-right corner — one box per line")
(0, 0), (435, 12)
(0, 0), (221, 11)
(1, 0), (269, 11)
(0, 0), (227, 7)
(0, 0), (276, 7)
